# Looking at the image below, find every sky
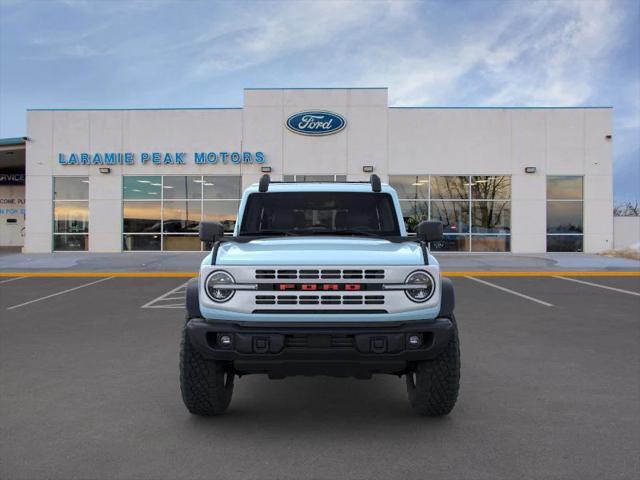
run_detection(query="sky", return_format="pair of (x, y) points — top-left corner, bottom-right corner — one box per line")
(0, 0), (638, 203)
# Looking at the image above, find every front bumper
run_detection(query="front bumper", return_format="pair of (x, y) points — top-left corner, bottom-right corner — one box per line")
(186, 317), (454, 378)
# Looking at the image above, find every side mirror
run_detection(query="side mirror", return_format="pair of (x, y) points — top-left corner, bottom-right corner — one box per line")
(416, 220), (443, 242)
(199, 221), (225, 242)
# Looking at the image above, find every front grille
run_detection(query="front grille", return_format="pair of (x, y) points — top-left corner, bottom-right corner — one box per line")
(255, 269), (385, 280)
(255, 294), (385, 306)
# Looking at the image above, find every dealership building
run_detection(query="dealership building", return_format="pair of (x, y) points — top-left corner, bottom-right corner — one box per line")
(0, 88), (613, 253)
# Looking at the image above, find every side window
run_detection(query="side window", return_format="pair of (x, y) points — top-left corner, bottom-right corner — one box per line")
(53, 177), (89, 251)
(546, 176), (583, 252)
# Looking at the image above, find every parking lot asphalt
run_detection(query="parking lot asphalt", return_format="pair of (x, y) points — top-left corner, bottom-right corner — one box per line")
(1, 275), (639, 480)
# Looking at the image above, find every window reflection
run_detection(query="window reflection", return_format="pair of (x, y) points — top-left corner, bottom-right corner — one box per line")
(203, 201), (240, 232)
(283, 175), (348, 183)
(54, 177), (89, 200)
(123, 176), (161, 199)
(471, 235), (510, 252)
(546, 176), (584, 252)
(547, 176), (583, 200)
(122, 176), (242, 250)
(163, 176), (202, 199)
(123, 201), (161, 232)
(123, 234), (161, 251)
(399, 201), (429, 233)
(430, 176), (469, 199)
(471, 176), (511, 200)
(471, 201), (510, 233)
(163, 201), (201, 233)
(54, 234), (88, 251)
(54, 201), (89, 233)
(547, 235), (583, 252)
(163, 235), (201, 251)
(389, 176), (429, 200)
(430, 201), (469, 234)
(547, 201), (583, 233)
(53, 177), (89, 251)
(203, 176), (241, 199)
(430, 235), (470, 252)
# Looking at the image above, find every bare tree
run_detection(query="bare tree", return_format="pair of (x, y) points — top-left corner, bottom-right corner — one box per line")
(613, 201), (639, 216)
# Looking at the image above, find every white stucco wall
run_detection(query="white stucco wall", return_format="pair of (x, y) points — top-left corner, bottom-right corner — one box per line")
(24, 88), (613, 253)
(387, 107), (613, 253)
(613, 216), (640, 250)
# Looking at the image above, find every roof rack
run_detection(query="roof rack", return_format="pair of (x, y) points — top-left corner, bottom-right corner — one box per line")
(257, 174), (382, 193)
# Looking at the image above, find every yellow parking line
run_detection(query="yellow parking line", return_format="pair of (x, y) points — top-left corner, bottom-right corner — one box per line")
(0, 272), (197, 278)
(0, 271), (638, 278)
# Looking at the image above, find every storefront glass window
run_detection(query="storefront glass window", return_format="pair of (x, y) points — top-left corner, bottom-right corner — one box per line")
(122, 175), (242, 250)
(162, 176), (202, 200)
(123, 234), (161, 251)
(54, 234), (88, 251)
(123, 201), (161, 232)
(430, 235), (470, 252)
(123, 176), (161, 199)
(398, 200), (429, 233)
(390, 175), (511, 252)
(471, 176), (511, 200)
(471, 235), (511, 252)
(163, 235), (202, 251)
(546, 235), (583, 252)
(430, 176), (469, 199)
(431, 200), (469, 234)
(203, 201), (241, 232)
(547, 176), (583, 200)
(54, 201), (89, 233)
(163, 201), (201, 233)
(283, 175), (347, 183)
(53, 177), (89, 251)
(471, 201), (511, 233)
(546, 176), (584, 251)
(389, 176), (429, 200)
(203, 176), (241, 199)
(54, 176), (89, 200)
(546, 201), (583, 233)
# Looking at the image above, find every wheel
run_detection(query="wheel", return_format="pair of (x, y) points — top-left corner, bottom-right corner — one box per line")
(180, 317), (234, 415)
(406, 315), (460, 416)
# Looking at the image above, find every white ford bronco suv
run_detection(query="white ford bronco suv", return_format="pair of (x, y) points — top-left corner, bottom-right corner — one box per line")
(180, 175), (460, 416)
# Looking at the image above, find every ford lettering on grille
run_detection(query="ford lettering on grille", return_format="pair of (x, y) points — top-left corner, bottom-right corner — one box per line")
(277, 283), (362, 291)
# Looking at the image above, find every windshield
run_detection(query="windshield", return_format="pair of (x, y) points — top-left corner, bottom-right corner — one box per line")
(239, 192), (400, 236)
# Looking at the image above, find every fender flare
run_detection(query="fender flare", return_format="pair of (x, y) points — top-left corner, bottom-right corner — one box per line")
(185, 277), (202, 319)
(438, 277), (455, 318)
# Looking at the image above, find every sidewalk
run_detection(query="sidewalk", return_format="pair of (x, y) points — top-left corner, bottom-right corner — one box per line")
(1, 251), (638, 273)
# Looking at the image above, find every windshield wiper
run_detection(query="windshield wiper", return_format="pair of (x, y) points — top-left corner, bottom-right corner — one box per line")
(239, 230), (390, 238)
(310, 230), (385, 238)
(238, 230), (302, 237)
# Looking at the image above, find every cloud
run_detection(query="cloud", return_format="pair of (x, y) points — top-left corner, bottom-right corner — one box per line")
(354, 0), (625, 107)
(1, 0), (637, 201)
(22, 0), (171, 60)
(186, 0), (414, 79)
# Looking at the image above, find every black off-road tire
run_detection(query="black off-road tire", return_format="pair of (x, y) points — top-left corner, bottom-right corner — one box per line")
(180, 317), (234, 416)
(406, 315), (460, 416)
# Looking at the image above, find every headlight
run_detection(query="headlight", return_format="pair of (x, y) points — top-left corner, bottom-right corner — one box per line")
(205, 270), (235, 303)
(404, 270), (435, 303)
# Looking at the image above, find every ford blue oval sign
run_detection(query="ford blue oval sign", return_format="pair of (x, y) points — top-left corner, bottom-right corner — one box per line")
(286, 111), (346, 136)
